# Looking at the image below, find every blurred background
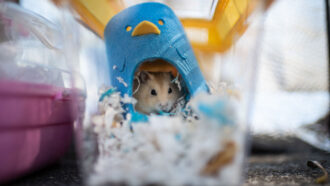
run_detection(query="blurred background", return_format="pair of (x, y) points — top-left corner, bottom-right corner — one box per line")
(1, 0), (329, 185)
(16, 0), (329, 148)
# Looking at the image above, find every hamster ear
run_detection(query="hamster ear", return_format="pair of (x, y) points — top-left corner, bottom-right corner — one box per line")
(139, 71), (150, 83)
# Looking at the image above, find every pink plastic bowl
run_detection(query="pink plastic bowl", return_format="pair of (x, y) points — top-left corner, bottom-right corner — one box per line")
(0, 80), (76, 183)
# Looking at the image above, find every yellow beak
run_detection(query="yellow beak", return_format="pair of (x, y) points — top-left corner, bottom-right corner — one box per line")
(131, 21), (161, 37)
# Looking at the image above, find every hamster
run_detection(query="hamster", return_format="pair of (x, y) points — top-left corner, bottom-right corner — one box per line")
(133, 71), (181, 115)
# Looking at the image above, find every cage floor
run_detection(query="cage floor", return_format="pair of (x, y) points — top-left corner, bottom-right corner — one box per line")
(4, 136), (330, 186)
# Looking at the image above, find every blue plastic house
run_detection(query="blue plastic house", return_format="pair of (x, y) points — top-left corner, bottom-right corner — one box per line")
(104, 2), (209, 115)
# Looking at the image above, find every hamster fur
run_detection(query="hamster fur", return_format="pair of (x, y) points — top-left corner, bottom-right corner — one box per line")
(133, 71), (181, 115)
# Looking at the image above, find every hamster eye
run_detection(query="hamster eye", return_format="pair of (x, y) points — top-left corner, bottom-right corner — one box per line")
(151, 89), (157, 96)
(168, 88), (172, 94)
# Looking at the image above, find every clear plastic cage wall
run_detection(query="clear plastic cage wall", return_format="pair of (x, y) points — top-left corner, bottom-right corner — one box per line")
(0, 1), (79, 183)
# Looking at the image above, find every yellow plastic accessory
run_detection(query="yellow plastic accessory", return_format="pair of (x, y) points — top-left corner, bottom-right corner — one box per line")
(181, 0), (257, 52)
(70, 0), (123, 38)
(67, 0), (264, 53)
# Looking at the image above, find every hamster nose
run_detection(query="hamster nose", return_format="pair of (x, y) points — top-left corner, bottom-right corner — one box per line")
(159, 103), (169, 109)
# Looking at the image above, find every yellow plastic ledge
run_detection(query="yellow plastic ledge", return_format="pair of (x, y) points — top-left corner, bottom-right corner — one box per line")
(132, 21), (161, 37)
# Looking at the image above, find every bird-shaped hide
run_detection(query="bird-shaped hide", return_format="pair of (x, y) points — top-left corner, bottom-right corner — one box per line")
(104, 2), (209, 103)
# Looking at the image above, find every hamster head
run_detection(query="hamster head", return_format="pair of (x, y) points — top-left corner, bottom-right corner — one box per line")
(133, 71), (181, 115)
